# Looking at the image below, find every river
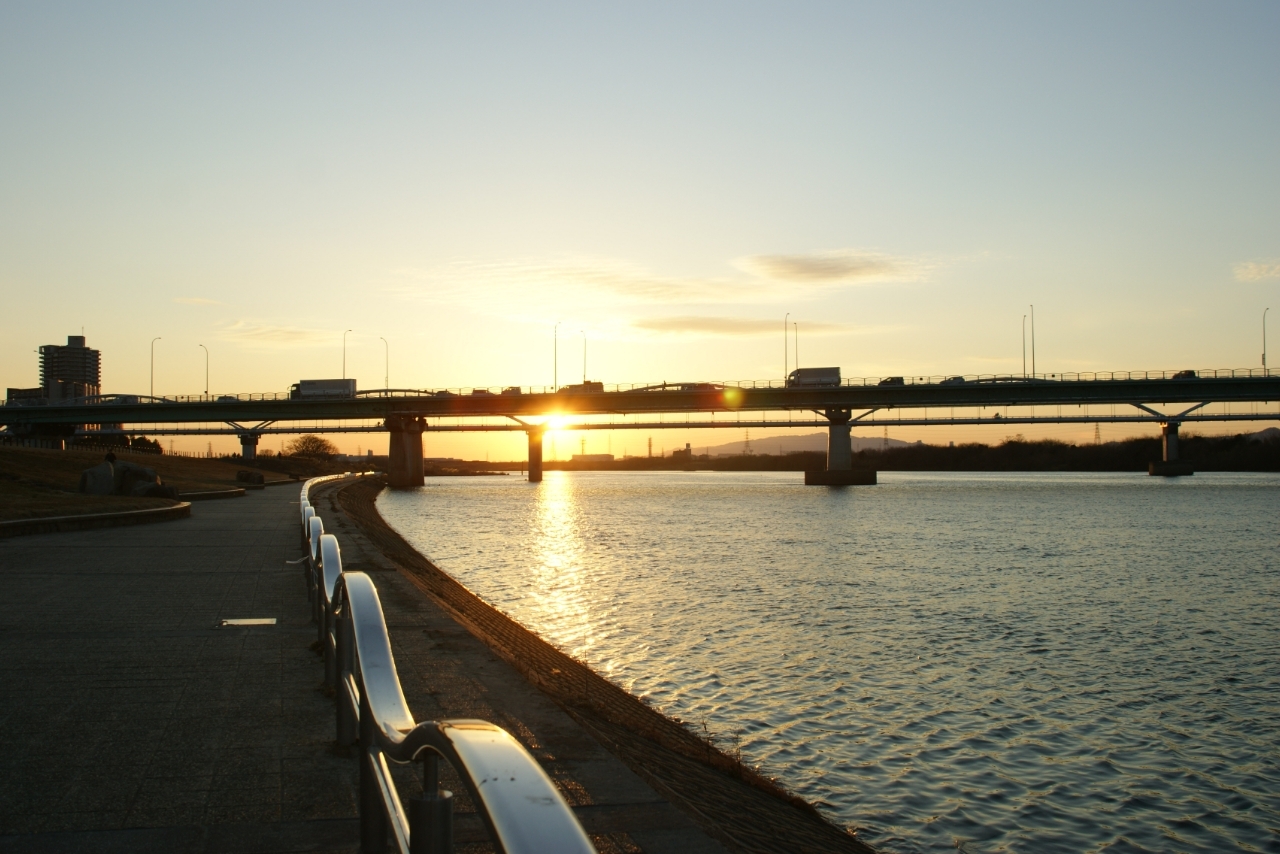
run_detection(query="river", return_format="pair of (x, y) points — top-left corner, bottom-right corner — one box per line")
(376, 470), (1279, 853)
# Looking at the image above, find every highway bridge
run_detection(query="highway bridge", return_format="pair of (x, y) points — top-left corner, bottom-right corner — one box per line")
(4, 368), (1279, 483)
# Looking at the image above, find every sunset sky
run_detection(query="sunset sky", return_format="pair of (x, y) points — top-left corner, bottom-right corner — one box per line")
(2, 2), (1278, 457)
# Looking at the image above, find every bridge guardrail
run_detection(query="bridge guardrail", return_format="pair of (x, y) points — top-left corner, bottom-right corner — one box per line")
(300, 475), (596, 854)
(3, 367), (1275, 410)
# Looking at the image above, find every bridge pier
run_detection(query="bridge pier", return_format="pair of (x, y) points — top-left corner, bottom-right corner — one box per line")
(385, 416), (425, 487)
(238, 432), (259, 462)
(527, 428), (545, 483)
(805, 409), (876, 485)
(1149, 421), (1194, 476)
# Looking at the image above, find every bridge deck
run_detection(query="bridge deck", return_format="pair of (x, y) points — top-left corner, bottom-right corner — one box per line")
(5, 374), (1280, 429)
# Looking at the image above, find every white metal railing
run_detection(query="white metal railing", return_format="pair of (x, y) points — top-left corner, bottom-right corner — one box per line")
(300, 476), (595, 854)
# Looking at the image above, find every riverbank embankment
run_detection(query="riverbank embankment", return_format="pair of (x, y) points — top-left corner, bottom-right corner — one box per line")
(326, 475), (874, 853)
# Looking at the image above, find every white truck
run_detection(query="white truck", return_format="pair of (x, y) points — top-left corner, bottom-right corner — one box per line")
(786, 367), (841, 388)
(290, 379), (356, 400)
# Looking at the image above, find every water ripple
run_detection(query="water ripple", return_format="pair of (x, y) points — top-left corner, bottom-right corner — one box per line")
(379, 470), (1280, 853)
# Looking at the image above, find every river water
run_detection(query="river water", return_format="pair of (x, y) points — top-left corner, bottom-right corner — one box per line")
(377, 471), (1279, 853)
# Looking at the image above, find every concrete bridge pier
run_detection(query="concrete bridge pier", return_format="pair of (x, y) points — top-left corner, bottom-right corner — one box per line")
(527, 428), (545, 483)
(1150, 421), (1194, 476)
(805, 409), (876, 486)
(385, 416), (425, 487)
(238, 432), (260, 461)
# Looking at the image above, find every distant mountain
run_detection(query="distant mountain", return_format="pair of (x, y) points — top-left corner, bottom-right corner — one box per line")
(700, 431), (912, 457)
(1248, 426), (1280, 442)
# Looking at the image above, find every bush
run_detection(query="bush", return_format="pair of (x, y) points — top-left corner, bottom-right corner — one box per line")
(285, 434), (339, 459)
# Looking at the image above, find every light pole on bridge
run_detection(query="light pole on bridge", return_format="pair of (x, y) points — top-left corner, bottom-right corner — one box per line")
(150, 337), (161, 399)
(380, 337), (389, 389)
(793, 322), (799, 370)
(1265, 308), (1270, 374)
(581, 331), (587, 383)
(1022, 315), (1027, 378)
(199, 344), (208, 395)
(342, 329), (352, 380)
(1030, 305), (1036, 377)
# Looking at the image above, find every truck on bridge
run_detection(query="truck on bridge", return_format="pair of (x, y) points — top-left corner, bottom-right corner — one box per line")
(787, 367), (841, 388)
(290, 379), (356, 400)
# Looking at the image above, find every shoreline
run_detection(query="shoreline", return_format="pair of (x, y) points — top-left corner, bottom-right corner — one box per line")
(332, 475), (875, 853)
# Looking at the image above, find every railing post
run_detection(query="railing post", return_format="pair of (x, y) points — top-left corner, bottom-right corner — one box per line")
(360, 691), (388, 853)
(410, 752), (454, 854)
(337, 615), (357, 745)
(324, 608), (337, 690)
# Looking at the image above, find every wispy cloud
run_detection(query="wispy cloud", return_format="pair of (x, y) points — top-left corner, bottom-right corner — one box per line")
(174, 297), (222, 305)
(632, 316), (850, 336)
(387, 248), (923, 310)
(1234, 260), (1280, 282)
(217, 320), (335, 347)
(734, 250), (918, 283)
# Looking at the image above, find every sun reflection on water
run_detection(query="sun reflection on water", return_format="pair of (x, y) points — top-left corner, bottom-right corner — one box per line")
(528, 472), (597, 660)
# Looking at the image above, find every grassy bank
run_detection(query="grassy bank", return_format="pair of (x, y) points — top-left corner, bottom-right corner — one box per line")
(0, 446), (342, 521)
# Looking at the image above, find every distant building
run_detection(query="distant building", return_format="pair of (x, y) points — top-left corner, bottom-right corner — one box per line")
(671, 443), (693, 460)
(6, 335), (101, 404)
(570, 453), (615, 463)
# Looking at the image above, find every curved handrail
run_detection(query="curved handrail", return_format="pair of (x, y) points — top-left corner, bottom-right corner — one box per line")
(319, 534), (343, 605)
(301, 473), (595, 854)
(338, 572), (594, 854)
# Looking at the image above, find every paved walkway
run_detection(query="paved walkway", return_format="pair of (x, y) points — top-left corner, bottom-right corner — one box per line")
(0, 484), (730, 853)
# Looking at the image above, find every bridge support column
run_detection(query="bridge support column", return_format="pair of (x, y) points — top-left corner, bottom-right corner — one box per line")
(385, 417), (425, 488)
(238, 433), (259, 462)
(1150, 421), (1193, 476)
(805, 409), (876, 486)
(527, 429), (544, 483)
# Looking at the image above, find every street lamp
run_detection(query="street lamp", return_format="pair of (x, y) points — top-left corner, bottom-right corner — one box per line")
(554, 321), (561, 391)
(1018, 317), (1029, 376)
(793, 322), (799, 370)
(581, 331), (587, 383)
(1264, 308), (1270, 374)
(150, 337), (161, 398)
(380, 337), (389, 389)
(199, 344), (208, 395)
(1029, 305), (1036, 377)
(342, 329), (352, 379)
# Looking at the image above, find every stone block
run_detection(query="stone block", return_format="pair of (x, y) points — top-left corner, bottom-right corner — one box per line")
(113, 461), (159, 495)
(78, 462), (115, 495)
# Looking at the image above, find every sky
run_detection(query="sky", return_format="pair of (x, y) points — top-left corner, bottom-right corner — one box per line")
(2, 1), (1278, 458)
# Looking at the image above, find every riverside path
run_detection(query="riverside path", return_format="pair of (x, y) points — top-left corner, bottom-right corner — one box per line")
(0, 484), (783, 852)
